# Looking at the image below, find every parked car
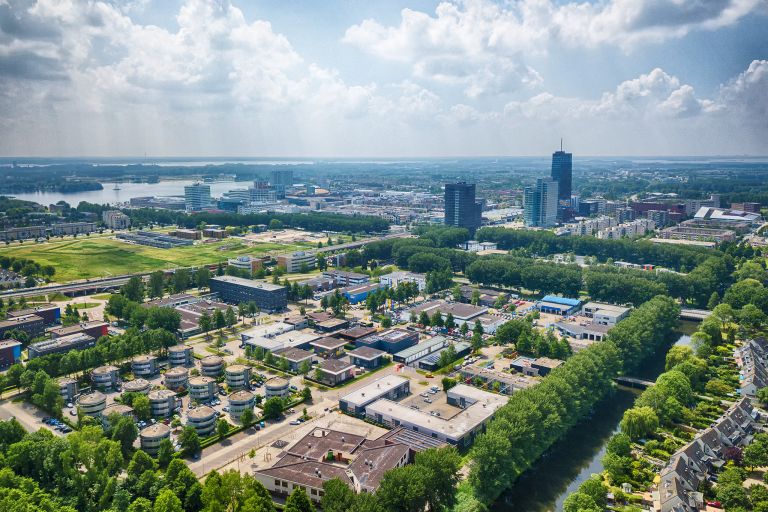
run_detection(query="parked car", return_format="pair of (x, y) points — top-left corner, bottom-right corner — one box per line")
(289, 420), (300, 425)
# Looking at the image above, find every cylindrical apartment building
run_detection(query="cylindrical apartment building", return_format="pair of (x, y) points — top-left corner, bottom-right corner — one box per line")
(168, 344), (193, 367)
(122, 378), (151, 395)
(131, 355), (159, 377)
(140, 423), (171, 456)
(91, 365), (119, 390)
(265, 377), (290, 399)
(228, 390), (255, 422)
(148, 389), (177, 418)
(200, 355), (224, 377)
(189, 376), (217, 403)
(164, 366), (189, 391)
(186, 405), (217, 436)
(77, 391), (107, 417)
(225, 364), (252, 390)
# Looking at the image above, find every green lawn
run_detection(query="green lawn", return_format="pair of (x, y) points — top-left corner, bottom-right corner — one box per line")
(0, 236), (308, 281)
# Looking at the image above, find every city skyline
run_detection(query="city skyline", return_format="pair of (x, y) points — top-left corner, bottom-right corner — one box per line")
(0, 0), (766, 157)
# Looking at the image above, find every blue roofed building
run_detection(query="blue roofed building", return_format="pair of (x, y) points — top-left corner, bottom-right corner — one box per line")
(536, 295), (582, 316)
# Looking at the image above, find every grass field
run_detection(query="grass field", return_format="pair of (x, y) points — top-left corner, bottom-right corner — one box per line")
(0, 236), (309, 281)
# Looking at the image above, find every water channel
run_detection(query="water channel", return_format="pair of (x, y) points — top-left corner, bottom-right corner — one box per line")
(491, 320), (698, 512)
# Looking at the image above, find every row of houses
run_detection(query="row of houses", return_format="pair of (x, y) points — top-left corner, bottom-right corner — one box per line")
(656, 398), (759, 512)
(735, 337), (768, 397)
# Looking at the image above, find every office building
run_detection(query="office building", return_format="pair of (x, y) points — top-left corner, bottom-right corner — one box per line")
(444, 182), (482, 235)
(0, 339), (22, 367)
(271, 170), (293, 199)
(731, 202), (761, 213)
(0, 314), (45, 339)
(7, 303), (59, 323)
(102, 210), (131, 229)
(339, 375), (410, 416)
(184, 183), (212, 212)
(49, 321), (108, 340)
(210, 276), (288, 312)
(28, 333), (96, 359)
(365, 384), (507, 446)
(140, 424), (171, 456)
(550, 144), (573, 201)
(277, 251), (316, 273)
(524, 177), (559, 228)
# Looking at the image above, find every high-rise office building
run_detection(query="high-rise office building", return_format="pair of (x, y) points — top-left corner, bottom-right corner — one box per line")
(444, 182), (482, 235)
(184, 183), (211, 212)
(271, 170), (293, 199)
(551, 143), (572, 202)
(524, 178), (559, 227)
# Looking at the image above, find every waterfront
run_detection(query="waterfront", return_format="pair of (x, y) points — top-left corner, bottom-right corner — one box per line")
(8, 179), (241, 207)
(492, 321), (698, 511)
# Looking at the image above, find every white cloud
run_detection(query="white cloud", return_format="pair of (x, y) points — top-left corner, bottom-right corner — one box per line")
(344, 0), (762, 97)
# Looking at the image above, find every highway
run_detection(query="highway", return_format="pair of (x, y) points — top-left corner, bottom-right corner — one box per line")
(0, 231), (412, 300)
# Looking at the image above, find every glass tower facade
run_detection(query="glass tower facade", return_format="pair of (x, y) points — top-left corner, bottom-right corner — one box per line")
(523, 177), (559, 227)
(444, 182), (482, 235)
(551, 150), (573, 201)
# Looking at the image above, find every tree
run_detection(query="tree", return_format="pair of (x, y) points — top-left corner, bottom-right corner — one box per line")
(179, 426), (201, 455)
(199, 311), (212, 338)
(563, 492), (600, 512)
(157, 438), (174, 467)
(418, 311), (430, 326)
(460, 322), (469, 336)
(173, 268), (190, 294)
(154, 488), (183, 512)
(416, 447), (462, 511)
(122, 276), (145, 303)
(302, 386), (312, 401)
(128, 498), (153, 512)
(197, 265), (211, 290)
(225, 306), (237, 329)
(148, 271), (165, 299)
(217, 419), (230, 438)
(707, 291), (720, 310)
(757, 387), (768, 407)
(109, 413), (139, 457)
(132, 394), (151, 421)
(263, 397), (283, 420)
(620, 406), (659, 440)
(445, 312), (455, 329)
(241, 408), (255, 427)
(665, 345), (694, 371)
(284, 487), (315, 512)
(213, 309), (226, 330)
(578, 476), (608, 508)
(321, 479), (357, 512)
(377, 464), (428, 512)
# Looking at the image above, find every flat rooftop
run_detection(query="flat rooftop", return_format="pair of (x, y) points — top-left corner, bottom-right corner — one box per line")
(210, 275), (285, 291)
(340, 375), (409, 408)
(581, 302), (630, 314)
(311, 337), (348, 350)
(366, 384), (506, 440)
(393, 336), (446, 360)
(347, 346), (387, 360)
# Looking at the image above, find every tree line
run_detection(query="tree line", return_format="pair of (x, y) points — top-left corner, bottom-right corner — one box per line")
(476, 227), (723, 271)
(126, 209), (390, 234)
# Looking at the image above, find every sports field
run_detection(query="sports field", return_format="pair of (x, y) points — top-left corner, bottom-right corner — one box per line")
(0, 236), (308, 281)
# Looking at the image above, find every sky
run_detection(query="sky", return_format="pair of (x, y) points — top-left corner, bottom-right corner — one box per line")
(0, 0), (766, 157)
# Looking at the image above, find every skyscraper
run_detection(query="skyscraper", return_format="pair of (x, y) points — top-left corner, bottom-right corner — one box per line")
(271, 169), (294, 199)
(444, 182), (482, 235)
(550, 142), (572, 202)
(524, 178), (559, 227)
(184, 183), (211, 212)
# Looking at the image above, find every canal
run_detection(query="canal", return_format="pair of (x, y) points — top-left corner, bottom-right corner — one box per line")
(491, 320), (698, 512)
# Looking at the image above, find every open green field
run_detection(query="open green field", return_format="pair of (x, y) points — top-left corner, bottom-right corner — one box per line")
(0, 236), (309, 281)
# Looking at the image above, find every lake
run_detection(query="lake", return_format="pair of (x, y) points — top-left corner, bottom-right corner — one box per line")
(8, 179), (244, 207)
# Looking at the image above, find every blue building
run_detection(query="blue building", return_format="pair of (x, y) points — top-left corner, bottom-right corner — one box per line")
(340, 282), (386, 304)
(0, 339), (22, 368)
(536, 295), (582, 316)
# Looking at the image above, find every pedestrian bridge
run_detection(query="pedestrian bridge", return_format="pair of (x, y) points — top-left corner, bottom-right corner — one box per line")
(679, 308), (711, 321)
(616, 376), (655, 390)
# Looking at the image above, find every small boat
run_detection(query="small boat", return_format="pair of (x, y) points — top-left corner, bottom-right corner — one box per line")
(113, 183), (121, 190)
